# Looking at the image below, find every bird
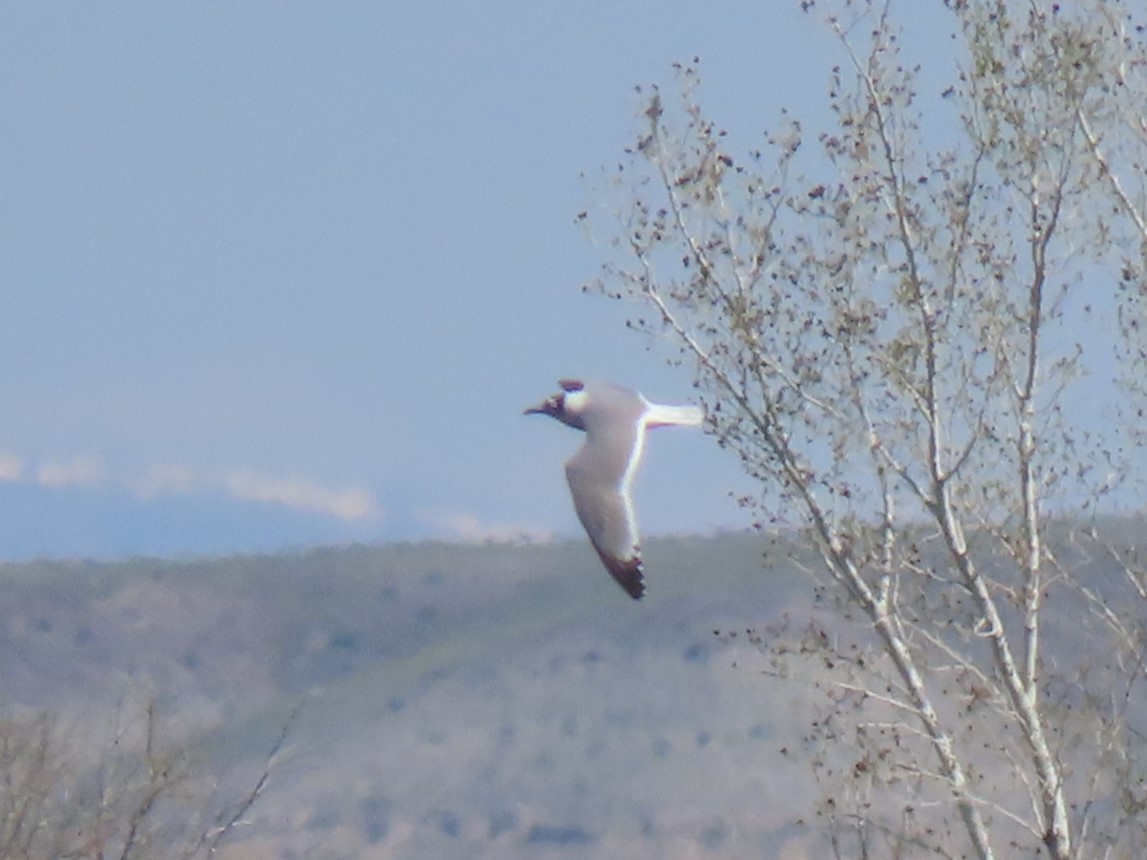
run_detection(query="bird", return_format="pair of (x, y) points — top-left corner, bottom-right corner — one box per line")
(524, 379), (704, 599)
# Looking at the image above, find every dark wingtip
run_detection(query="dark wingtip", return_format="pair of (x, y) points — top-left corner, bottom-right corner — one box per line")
(602, 554), (645, 600)
(558, 378), (585, 392)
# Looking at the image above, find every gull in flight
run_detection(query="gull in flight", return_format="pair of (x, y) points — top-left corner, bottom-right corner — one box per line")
(525, 379), (704, 599)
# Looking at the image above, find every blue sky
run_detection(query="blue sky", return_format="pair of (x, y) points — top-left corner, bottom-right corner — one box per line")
(0, 3), (892, 559)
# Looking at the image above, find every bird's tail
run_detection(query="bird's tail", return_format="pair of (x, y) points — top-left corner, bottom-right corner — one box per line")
(643, 401), (705, 428)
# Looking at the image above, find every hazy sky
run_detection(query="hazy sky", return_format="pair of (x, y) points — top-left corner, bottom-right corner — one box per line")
(0, 3), (935, 559)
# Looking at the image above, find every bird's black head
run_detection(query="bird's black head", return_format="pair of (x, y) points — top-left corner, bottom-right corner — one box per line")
(524, 379), (588, 429)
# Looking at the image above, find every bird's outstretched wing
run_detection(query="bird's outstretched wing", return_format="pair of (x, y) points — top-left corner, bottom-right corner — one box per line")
(564, 414), (647, 599)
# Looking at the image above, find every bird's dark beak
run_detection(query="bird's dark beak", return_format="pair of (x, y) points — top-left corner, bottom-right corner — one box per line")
(525, 394), (560, 416)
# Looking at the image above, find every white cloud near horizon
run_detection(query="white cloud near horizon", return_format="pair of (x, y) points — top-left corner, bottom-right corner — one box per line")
(433, 511), (553, 545)
(0, 454), (23, 482)
(3, 453), (382, 524)
(37, 455), (106, 488)
(225, 472), (382, 522)
(0, 451), (562, 541)
(132, 463), (200, 498)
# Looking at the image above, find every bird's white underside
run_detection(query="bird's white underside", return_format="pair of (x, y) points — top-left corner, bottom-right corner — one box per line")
(614, 413), (647, 560)
(595, 398), (699, 563)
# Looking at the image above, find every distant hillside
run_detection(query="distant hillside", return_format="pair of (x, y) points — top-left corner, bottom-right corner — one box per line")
(0, 531), (827, 859)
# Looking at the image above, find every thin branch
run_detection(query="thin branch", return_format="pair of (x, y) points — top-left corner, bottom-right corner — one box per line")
(192, 704), (300, 858)
(1077, 108), (1147, 242)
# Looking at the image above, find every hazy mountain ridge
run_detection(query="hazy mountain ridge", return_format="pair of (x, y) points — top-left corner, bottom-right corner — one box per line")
(0, 532), (825, 858)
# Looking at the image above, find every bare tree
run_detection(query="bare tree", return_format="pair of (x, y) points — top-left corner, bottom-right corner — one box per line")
(0, 703), (291, 860)
(585, 1), (1147, 857)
